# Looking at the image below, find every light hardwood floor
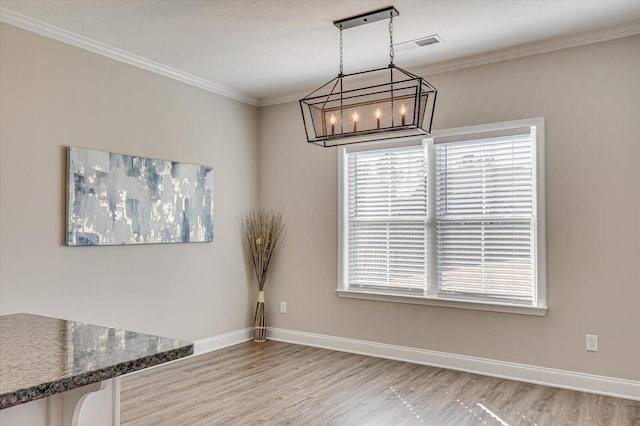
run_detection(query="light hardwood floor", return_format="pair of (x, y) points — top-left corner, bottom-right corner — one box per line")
(121, 341), (639, 425)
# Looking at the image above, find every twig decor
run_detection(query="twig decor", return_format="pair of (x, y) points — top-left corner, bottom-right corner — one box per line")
(240, 209), (285, 342)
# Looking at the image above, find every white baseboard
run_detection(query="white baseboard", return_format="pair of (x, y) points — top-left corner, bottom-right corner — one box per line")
(266, 327), (640, 401)
(194, 327), (253, 355)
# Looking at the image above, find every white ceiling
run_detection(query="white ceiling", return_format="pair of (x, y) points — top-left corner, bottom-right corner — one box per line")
(2, 0), (640, 105)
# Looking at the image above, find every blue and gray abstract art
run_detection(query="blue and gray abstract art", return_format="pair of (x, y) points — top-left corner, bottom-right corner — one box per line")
(67, 147), (214, 245)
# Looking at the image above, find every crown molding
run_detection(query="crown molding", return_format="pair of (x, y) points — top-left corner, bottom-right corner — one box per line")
(2, 6), (638, 109)
(413, 19), (640, 77)
(259, 19), (640, 107)
(259, 90), (310, 107)
(0, 8), (259, 107)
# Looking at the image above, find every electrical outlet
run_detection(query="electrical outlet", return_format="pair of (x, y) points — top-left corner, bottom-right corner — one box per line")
(586, 334), (598, 352)
(280, 302), (287, 314)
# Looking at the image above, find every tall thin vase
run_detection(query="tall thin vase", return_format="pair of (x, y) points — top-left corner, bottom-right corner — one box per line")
(254, 290), (266, 342)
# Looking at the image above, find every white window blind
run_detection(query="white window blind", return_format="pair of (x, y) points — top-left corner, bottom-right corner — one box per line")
(340, 118), (545, 314)
(347, 145), (428, 294)
(435, 135), (535, 304)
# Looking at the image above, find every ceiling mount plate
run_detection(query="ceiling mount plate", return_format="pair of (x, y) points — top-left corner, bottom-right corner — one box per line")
(333, 6), (399, 30)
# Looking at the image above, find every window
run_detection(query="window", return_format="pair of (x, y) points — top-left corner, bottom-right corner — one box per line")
(338, 118), (546, 315)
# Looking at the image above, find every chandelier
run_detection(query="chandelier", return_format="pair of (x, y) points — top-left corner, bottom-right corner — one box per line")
(300, 6), (437, 147)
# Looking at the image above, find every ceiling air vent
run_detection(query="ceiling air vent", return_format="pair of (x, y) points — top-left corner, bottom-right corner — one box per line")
(415, 35), (442, 47)
(394, 34), (443, 52)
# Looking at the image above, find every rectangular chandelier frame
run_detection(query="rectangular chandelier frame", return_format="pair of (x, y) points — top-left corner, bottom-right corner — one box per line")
(300, 65), (437, 147)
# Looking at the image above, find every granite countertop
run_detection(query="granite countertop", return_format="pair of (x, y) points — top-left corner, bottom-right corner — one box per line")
(0, 313), (193, 409)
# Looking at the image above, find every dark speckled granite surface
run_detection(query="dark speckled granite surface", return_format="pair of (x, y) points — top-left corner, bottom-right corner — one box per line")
(0, 313), (193, 409)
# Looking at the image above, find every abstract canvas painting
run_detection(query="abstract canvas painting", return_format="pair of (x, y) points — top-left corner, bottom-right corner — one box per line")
(66, 147), (214, 246)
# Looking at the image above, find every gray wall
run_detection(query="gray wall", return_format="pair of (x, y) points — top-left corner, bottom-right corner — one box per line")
(0, 23), (259, 341)
(259, 35), (640, 381)
(2, 21), (639, 381)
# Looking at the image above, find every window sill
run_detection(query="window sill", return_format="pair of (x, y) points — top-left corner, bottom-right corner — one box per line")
(335, 289), (547, 316)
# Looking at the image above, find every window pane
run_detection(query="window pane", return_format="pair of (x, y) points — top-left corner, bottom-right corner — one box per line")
(435, 135), (533, 216)
(348, 220), (426, 293)
(436, 219), (534, 302)
(347, 145), (428, 293)
(349, 146), (428, 217)
(435, 135), (535, 304)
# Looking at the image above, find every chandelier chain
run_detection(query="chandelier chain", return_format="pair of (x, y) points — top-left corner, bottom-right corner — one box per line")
(389, 13), (394, 65)
(339, 27), (344, 75)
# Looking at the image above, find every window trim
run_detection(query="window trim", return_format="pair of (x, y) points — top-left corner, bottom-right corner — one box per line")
(337, 118), (547, 316)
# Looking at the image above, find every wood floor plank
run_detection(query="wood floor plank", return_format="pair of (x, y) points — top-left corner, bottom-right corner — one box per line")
(120, 341), (640, 425)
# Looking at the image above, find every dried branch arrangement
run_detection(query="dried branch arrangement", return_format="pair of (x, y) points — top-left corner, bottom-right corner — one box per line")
(240, 209), (285, 290)
(240, 209), (285, 342)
